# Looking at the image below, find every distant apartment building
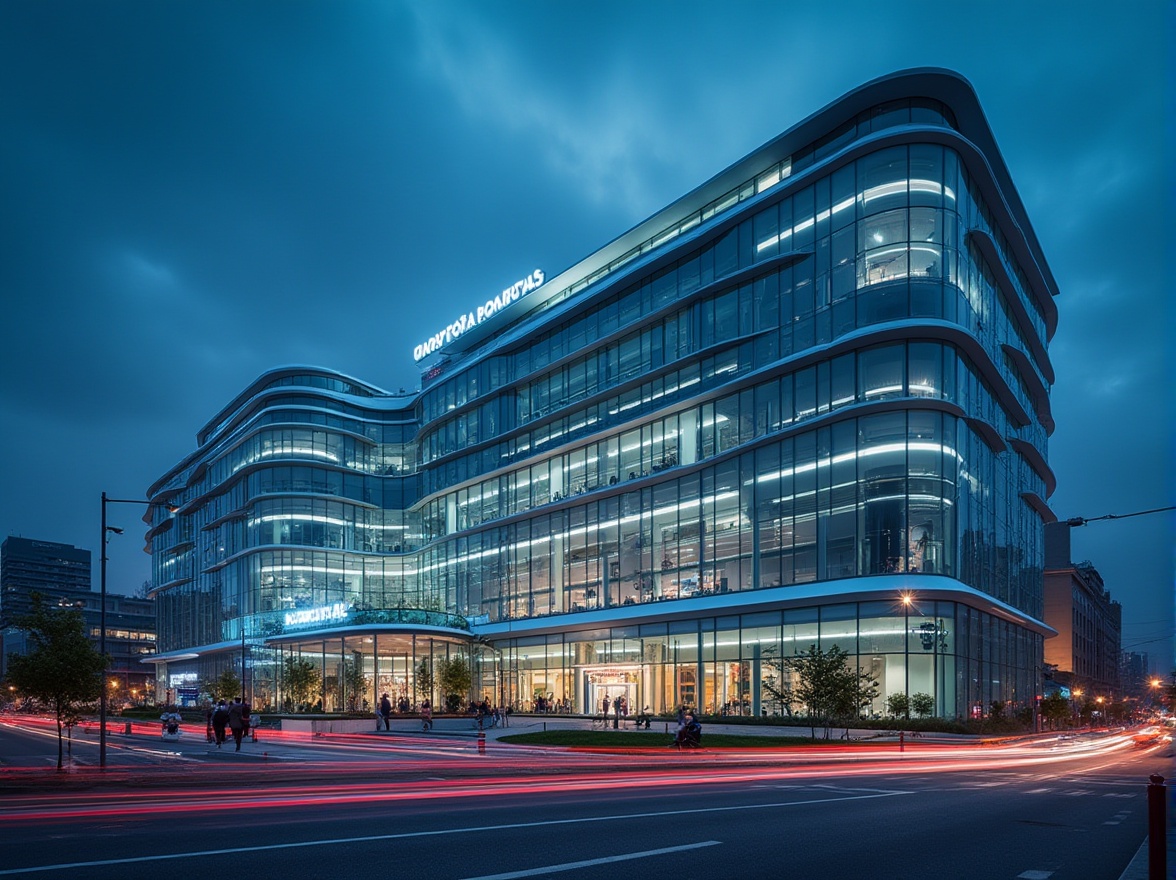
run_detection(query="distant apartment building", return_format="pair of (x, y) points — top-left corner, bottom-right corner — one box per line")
(1120, 651), (1151, 700)
(1, 536), (156, 698)
(1043, 522), (1122, 700)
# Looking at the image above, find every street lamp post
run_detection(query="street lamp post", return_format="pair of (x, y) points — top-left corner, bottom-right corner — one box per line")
(899, 590), (915, 719)
(100, 493), (176, 769)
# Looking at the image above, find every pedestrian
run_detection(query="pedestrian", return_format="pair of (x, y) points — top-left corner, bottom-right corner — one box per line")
(613, 696), (621, 729)
(602, 695), (611, 718)
(211, 699), (229, 747)
(420, 698), (433, 731)
(241, 699), (252, 741)
(203, 701), (214, 743)
(227, 697), (247, 751)
(378, 693), (392, 731)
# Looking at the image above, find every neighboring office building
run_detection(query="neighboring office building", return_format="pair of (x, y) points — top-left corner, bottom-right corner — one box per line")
(1, 536), (91, 614)
(1, 536), (92, 679)
(146, 68), (1059, 719)
(1043, 522), (1122, 701)
(1, 536), (156, 699)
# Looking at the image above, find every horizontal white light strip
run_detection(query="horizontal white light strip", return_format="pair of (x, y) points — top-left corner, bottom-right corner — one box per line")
(247, 513), (408, 531)
(755, 179), (955, 253)
(754, 442), (962, 485)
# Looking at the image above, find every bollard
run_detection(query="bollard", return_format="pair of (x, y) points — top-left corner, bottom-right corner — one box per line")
(477, 731), (486, 755)
(1147, 774), (1167, 880)
(899, 731), (905, 752)
(124, 721), (132, 736)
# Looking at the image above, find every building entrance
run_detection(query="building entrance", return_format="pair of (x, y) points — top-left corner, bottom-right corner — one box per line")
(582, 665), (640, 716)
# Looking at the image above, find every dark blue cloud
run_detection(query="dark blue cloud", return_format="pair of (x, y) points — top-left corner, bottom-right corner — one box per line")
(1, 1), (1170, 667)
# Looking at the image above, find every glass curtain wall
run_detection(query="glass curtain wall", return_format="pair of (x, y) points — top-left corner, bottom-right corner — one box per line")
(498, 601), (1038, 721)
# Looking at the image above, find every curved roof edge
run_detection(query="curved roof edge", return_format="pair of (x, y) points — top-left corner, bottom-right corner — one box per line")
(196, 365), (397, 440)
(148, 365), (415, 498)
(440, 68), (1059, 367)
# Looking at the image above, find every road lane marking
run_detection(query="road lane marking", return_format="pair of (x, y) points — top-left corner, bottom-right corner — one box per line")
(1016, 871), (1053, 879)
(0, 789), (911, 875)
(458, 841), (721, 880)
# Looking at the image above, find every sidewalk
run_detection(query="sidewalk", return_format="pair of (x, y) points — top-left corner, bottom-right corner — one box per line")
(1116, 773), (1174, 880)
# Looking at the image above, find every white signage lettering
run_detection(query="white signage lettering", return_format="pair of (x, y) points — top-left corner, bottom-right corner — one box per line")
(284, 602), (349, 627)
(414, 269), (545, 362)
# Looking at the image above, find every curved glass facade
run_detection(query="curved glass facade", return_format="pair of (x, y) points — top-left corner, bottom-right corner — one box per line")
(149, 70), (1056, 721)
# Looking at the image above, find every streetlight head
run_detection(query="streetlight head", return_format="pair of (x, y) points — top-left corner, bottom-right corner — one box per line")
(900, 592), (913, 606)
(105, 526), (125, 535)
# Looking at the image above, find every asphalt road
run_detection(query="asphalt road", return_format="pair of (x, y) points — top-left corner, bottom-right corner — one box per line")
(0, 723), (1167, 880)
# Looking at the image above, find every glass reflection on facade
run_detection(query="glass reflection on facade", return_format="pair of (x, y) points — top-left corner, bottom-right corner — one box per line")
(148, 70), (1057, 722)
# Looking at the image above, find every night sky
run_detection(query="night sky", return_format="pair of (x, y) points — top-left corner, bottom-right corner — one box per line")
(2, 2), (1171, 671)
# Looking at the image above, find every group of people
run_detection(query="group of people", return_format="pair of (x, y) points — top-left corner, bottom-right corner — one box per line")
(531, 694), (568, 713)
(471, 698), (509, 729)
(207, 697), (252, 751)
(377, 694), (439, 731)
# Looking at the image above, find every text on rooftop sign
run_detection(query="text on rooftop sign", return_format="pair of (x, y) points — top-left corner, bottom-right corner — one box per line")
(413, 269), (545, 362)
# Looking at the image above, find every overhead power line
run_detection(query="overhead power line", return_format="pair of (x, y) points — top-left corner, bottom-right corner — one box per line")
(1065, 505), (1176, 528)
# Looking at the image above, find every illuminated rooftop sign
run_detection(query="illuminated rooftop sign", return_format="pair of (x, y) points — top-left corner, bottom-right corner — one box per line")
(413, 269), (545, 362)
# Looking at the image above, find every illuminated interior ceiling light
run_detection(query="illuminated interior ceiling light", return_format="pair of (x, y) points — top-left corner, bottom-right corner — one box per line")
(257, 447), (340, 462)
(867, 245), (909, 260)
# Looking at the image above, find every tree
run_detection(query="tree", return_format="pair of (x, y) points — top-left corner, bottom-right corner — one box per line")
(761, 661), (795, 718)
(201, 668), (241, 703)
(341, 655), (368, 712)
(764, 644), (879, 739)
(437, 655), (471, 713)
(4, 594), (106, 770)
(414, 657), (435, 705)
(910, 692), (935, 718)
(886, 692), (911, 720)
(282, 656), (321, 711)
(1040, 693), (1070, 730)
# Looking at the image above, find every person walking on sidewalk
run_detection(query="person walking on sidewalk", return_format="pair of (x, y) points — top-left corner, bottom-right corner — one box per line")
(227, 697), (247, 751)
(420, 699), (433, 731)
(211, 699), (229, 747)
(378, 693), (393, 731)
